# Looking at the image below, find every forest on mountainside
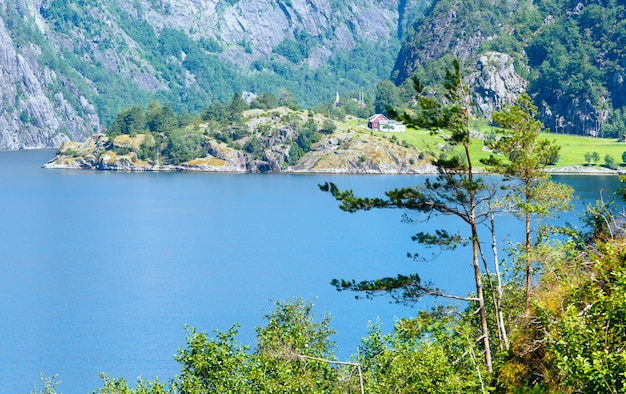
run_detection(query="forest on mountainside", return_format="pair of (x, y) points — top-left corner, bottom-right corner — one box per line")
(0, 0), (429, 149)
(3, 0), (626, 147)
(394, 0), (626, 138)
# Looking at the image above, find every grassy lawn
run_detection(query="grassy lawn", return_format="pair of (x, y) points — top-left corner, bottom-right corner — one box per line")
(548, 133), (626, 167)
(366, 122), (626, 169)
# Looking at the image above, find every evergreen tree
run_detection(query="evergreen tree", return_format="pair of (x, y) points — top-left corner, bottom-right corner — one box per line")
(321, 59), (496, 373)
(374, 79), (400, 115)
(107, 105), (146, 136)
(146, 100), (176, 134)
(482, 92), (574, 315)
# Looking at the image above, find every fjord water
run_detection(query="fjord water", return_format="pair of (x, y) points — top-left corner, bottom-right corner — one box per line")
(0, 150), (619, 393)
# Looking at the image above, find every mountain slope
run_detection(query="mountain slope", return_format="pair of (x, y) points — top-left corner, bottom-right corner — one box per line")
(393, 0), (626, 137)
(0, 0), (426, 149)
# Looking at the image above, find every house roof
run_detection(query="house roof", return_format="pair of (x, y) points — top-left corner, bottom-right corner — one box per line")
(368, 114), (388, 122)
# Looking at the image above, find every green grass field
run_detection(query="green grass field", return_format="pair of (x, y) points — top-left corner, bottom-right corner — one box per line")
(366, 122), (626, 169)
(548, 133), (626, 167)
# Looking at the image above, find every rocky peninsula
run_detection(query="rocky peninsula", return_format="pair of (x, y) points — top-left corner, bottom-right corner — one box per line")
(44, 109), (436, 174)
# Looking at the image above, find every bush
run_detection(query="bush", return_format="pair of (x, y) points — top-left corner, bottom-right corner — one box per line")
(605, 154), (616, 169)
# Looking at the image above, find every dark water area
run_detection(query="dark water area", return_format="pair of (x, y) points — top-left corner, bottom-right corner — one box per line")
(0, 150), (619, 393)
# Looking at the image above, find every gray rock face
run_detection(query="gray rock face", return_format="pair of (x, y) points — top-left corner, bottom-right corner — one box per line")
(0, 7), (100, 150)
(468, 52), (527, 119)
(134, 0), (400, 65)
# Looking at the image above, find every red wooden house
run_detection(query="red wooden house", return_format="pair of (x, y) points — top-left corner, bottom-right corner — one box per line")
(368, 114), (388, 130)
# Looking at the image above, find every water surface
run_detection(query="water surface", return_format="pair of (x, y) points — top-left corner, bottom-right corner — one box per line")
(0, 150), (618, 392)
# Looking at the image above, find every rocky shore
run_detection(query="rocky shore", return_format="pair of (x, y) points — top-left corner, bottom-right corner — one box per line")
(43, 134), (622, 176)
(43, 131), (437, 175)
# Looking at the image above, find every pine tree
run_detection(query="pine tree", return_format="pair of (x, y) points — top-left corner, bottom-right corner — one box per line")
(482, 93), (573, 315)
(321, 59), (496, 372)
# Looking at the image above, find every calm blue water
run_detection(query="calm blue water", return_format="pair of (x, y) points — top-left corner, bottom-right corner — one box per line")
(0, 150), (619, 393)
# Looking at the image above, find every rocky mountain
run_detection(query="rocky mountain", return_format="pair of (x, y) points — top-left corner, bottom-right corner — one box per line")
(6, 0), (624, 150)
(467, 52), (527, 119)
(392, 0), (626, 137)
(0, 0), (427, 150)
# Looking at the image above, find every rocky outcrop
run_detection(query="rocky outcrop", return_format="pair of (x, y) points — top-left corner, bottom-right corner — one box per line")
(0, 10), (100, 150)
(43, 133), (248, 172)
(468, 52), (527, 119)
(133, 0), (401, 65)
(392, 0), (503, 85)
(292, 133), (434, 174)
(43, 128), (431, 174)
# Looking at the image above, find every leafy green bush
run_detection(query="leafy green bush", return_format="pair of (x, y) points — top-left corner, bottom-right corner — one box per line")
(163, 128), (206, 165)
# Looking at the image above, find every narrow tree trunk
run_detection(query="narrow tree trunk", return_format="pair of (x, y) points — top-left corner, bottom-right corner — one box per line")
(490, 211), (509, 350)
(525, 198), (532, 316)
(463, 101), (492, 373)
(472, 222), (493, 373)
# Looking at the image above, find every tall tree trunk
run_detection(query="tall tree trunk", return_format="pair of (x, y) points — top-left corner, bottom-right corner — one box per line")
(466, 139), (493, 373)
(490, 210), (509, 351)
(473, 219), (493, 373)
(525, 180), (532, 316)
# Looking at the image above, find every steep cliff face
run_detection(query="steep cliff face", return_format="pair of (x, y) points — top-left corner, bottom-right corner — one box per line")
(131, 0), (397, 62)
(392, 0), (515, 85)
(0, 3), (100, 149)
(468, 52), (527, 119)
(0, 0), (426, 150)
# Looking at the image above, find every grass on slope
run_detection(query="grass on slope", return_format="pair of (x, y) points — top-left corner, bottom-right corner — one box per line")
(548, 133), (626, 167)
(361, 118), (626, 169)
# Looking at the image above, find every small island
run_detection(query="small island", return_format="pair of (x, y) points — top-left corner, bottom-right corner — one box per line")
(44, 104), (436, 174)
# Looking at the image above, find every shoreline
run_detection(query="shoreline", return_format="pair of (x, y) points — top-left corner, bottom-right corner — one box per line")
(41, 161), (624, 176)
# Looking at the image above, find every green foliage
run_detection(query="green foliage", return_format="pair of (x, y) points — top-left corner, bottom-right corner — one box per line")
(201, 100), (227, 123)
(360, 311), (483, 393)
(146, 101), (176, 134)
(605, 154), (617, 169)
(249, 93), (278, 110)
(174, 325), (250, 392)
(321, 119), (337, 134)
(602, 108), (626, 139)
(396, 0), (626, 136)
(163, 128), (206, 165)
(541, 241), (626, 393)
(592, 151), (600, 164)
(94, 373), (168, 394)
(243, 135), (263, 159)
(137, 134), (158, 162)
(277, 89), (299, 110)
(30, 374), (61, 394)
(286, 117), (321, 165)
(272, 29), (316, 64)
(579, 193), (625, 243)
(104, 101), (207, 164)
(108, 105), (146, 136)
(374, 80), (401, 114)
(226, 90), (249, 121)
(482, 93), (573, 215)
(252, 299), (342, 393)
